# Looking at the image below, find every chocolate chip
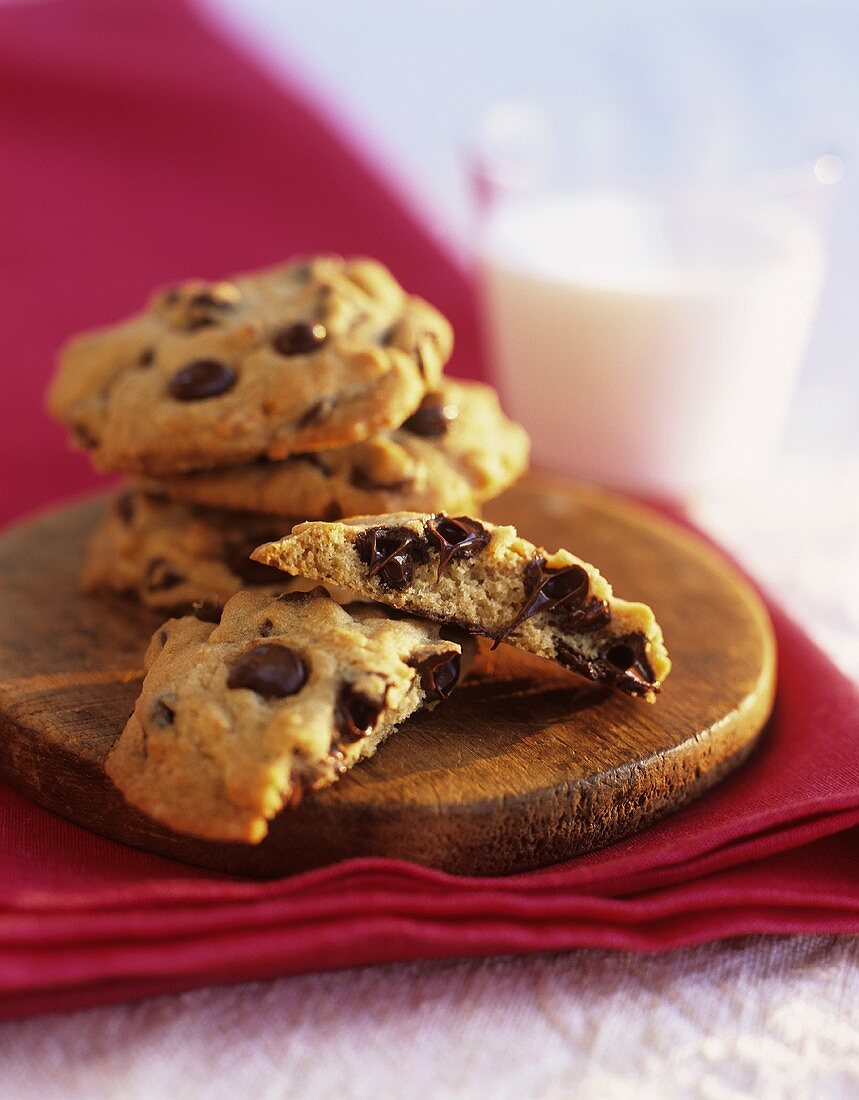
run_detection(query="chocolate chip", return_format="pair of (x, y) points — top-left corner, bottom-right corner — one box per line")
(606, 643), (635, 670)
(334, 684), (384, 744)
(605, 635), (654, 688)
(415, 331), (440, 377)
(167, 360), (236, 401)
(349, 467), (415, 493)
(425, 515), (490, 580)
(151, 699), (175, 727)
(184, 316), (216, 332)
(224, 534), (287, 586)
(189, 285), (241, 310)
(409, 649), (461, 704)
(495, 557), (590, 645)
(401, 393), (457, 437)
(258, 618), (274, 637)
(272, 321), (328, 356)
(145, 558), (185, 592)
(564, 599), (611, 633)
(227, 643), (308, 699)
(164, 283), (241, 331)
(72, 424), (99, 450)
(116, 491), (135, 525)
(354, 526), (429, 590)
(297, 397), (335, 428)
(138, 347), (155, 367)
(554, 634), (656, 698)
(191, 601), (222, 624)
(293, 452), (332, 476)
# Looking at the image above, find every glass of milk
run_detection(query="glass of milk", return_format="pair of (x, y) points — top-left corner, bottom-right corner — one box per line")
(472, 104), (841, 496)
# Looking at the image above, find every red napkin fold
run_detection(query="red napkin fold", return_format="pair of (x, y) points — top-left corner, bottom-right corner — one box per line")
(0, 0), (856, 1021)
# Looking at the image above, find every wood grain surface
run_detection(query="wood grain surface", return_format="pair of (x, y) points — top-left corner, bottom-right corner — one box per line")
(0, 474), (776, 877)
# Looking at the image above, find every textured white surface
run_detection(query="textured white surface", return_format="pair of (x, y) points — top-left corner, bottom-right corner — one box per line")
(0, 937), (857, 1099)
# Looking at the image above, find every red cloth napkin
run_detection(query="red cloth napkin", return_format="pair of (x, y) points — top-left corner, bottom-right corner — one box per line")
(0, 0), (856, 1021)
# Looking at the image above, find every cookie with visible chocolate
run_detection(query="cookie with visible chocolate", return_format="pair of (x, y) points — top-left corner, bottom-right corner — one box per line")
(149, 381), (530, 519)
(253, 513), (671, 701)
(105, 588), (475, 842)
(48, 256), (453, 476)
(82, 490), (314, 614)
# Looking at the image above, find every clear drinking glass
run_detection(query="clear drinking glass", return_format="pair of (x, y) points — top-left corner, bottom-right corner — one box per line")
(471, 101), (843, 496)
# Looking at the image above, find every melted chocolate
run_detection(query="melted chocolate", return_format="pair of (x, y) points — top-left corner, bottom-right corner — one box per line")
(424, 515), (490, 580)
(167, 360), (236, 401)
(409, 649), (461, 704)
(555, 634), (656, 698)
(401, 393), (457, 437)
(227, 643), (308, 699)
(334, 684), (384, 744)
(496, 557), (591, 645)
(354, 526), (429, 590)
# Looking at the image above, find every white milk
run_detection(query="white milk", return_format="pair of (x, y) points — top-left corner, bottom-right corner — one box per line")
(480, 192), (826, 494)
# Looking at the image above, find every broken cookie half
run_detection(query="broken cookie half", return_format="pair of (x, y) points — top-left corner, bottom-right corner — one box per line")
(106, 587), (475, 843)
(253, 512), (671, 702)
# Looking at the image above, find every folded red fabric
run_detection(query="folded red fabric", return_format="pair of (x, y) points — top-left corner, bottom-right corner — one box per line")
(0, 0), (856, 1020)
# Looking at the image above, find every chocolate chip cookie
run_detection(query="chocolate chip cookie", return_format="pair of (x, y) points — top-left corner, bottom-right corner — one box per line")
(149, 381), (530, 518)
(105, 588), (475, 842)
(253, 513), (671, 701)
(82, 489), (312, 614)
(49, 256), (453, 476)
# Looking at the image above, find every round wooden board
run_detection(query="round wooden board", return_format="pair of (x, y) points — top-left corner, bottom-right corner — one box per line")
(0, 474), (775, 878)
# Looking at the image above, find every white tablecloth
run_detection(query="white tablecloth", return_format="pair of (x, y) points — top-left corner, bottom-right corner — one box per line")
(0, 454), (856, 1099)
(1, 937), (857, 1100)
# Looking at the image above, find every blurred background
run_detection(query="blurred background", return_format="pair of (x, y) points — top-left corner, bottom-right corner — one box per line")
(215, 0), (858, 457)
(207, 0), (859, 671)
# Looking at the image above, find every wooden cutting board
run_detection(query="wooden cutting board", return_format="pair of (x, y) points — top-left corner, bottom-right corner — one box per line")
(0, 474), (775, 878)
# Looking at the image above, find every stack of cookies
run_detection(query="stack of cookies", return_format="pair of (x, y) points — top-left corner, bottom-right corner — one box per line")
(48, 255), (669, 846)
(49, 256), (530, 617)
